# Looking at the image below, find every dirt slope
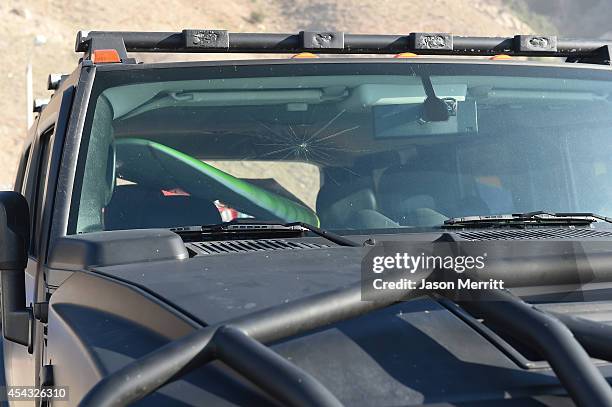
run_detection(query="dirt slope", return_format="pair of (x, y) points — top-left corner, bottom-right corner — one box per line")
(0, 0), (533, 188)
(524, 0), (612, 37)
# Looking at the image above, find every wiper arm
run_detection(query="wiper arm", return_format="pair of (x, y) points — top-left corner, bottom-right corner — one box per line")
(444, 211), (612, 228)
(284, 221), (361, 247)
(520, 211), (612, 223)
(171, 220), (361, 247)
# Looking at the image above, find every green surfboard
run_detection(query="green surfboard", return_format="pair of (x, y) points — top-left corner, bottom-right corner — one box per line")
(114, 138), (320, 226)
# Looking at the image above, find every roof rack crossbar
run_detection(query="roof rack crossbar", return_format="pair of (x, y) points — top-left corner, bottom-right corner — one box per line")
(75, 30), (612, 64)
(79, 269), (612, 406)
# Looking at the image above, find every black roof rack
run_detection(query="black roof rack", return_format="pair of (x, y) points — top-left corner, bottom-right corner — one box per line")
(75, 30), (612, 65)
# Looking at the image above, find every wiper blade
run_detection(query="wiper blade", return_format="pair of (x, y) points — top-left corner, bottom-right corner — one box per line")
(521, 211), (612, 223)
(171, 220), (361, 247)
(444, 211), (612, 227)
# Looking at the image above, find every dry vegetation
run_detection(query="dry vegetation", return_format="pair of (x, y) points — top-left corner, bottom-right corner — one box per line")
(0, 0), (534, 188)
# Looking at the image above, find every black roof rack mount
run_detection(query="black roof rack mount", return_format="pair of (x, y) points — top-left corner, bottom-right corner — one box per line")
(75, 30), (612, 65)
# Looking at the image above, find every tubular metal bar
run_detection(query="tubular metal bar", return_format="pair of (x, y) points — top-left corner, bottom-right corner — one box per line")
(547, 311), (612, 363)
(213, 326), (342, 407)
(80, 267), (612, 407)
(461, 290), (612, 407)
(76, 30), (611, 59)
(79, 271), (430, 407)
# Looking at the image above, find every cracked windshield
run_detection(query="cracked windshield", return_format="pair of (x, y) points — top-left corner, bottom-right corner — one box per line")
(72, 63), (612, 234)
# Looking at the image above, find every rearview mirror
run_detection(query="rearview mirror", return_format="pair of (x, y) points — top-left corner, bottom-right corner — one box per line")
(0, 191), (32, 348)
(373, 98), (478, 138)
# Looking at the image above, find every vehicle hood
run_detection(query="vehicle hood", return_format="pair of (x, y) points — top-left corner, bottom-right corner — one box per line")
(47, 233), (612, 406)
(96, 245), (364, 324)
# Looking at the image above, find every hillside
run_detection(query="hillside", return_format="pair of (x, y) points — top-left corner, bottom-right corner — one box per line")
(0, 0), (535, 188)
(523, 0), (612, 38)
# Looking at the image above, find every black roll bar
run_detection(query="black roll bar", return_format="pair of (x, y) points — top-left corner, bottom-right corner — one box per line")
(79, 268), (612, 407)
(213, 325), (342, 407)
(79, 271), (430, 407)
(463, 289), (612, 407)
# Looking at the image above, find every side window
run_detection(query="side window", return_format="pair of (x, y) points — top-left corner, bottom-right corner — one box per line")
(26, 128), (54, 256)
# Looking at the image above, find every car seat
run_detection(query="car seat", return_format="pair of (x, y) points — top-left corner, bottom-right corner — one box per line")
(316, 176), (398, 229)
(104, 185), (222, 230)
(377, 164), (490, 226)
(316, 177), (376, 229)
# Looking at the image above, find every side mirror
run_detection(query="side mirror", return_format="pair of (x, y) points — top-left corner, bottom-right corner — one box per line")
(0, 191), (32, 348)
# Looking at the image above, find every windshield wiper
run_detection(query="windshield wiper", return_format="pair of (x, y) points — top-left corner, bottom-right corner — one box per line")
(521, 211), (612, 223)
(171, 219), (361, 247)
(444, 211), (612, 228)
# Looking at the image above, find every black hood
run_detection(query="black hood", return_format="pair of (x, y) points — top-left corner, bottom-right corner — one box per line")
(89, 242), (610, 405)
(96, 245), (363, 324)
(46, 229), (612, 405)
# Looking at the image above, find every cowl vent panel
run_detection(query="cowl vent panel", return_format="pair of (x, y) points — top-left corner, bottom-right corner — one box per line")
(187, 239), (329, 256)
(457, 228), (612, 241)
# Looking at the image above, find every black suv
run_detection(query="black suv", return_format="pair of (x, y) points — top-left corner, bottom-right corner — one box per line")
(1, 30), (612, 406)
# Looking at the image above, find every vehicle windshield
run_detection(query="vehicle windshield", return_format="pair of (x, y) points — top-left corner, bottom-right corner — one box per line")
(70, 62), (612, 234)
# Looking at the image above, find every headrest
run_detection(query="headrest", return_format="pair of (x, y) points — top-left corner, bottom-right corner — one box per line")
(378, 165), (493, 225)
(378, 166), (456, 209)
(316, 177), (376, 228)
